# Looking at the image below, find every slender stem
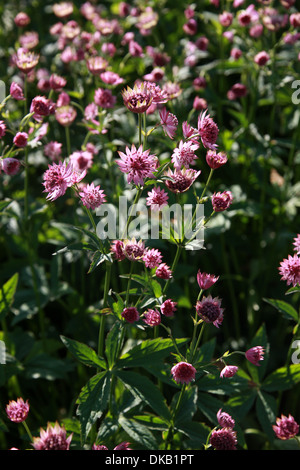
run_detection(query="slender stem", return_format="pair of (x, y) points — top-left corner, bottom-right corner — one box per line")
(191, 322), (205, 363)
(138, 113), (142, 147)
(199, 168), (214, 202)
(164, 384), (187, 450)
(125, 262), (134, 306)
(163, 244), (182, 295)
(22, 420), (33, 443)
(98, 261), (112, 358)
(121, 187), (143, 239)
(65, 126), (71, 156)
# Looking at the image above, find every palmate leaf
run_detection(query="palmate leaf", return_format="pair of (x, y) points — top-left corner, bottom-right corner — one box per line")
(256, 390), (277, 442)
(0, 273), (19, 321)
(76, 370), (111, 442)
(115, 370), (171, 423)
(60, 336), (107, 370)
(115, 337), (188, 369)
(118, 414), (158, 450)
(262, 364), (300, 392)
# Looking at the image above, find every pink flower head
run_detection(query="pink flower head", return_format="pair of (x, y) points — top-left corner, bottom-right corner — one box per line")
(162, 81), (182, 101)
(19, 31), (39, 49)
(155, 263), (172, 279)
(79, 183), (106, 210)
(55, 105), (77, 127)
(245, 346), (265, 366)
(183, 18), (197, 35)
(219, 11), (233, 27)
(278, 254), (300, 287)
(122, 82), (153, 114)
(212, 191), (233, 212)
(143, 248), (163, 269)
(193, 97), (207, 111)
(121, 307), (140, 323)
(293, 234), (300, 255)
(30, 96), (55, 120)
(49, 74), (67, 91)
(196, 295), (224, 327)
(94, 88), (116, 109)
(217, 409), (235, 429)
(227, 83), (248, 100)
(86, 56), (108, 75)
(171, 140), (199, 170)
(171, 362), (196, 384)
(44, 141), (62, 161)
(10, 82), (25, 100)
(6, 398), (29, 423)
(13, 132), (28, 148)
(164, 168), (201, 193)
(0, 120), (6, 138)
(159, 108), (178, 139)
(32, 422), (73, 450)
(1, 158), (21, 175)
(230, 48), (242, 60)
(195, 36), (209, 51)
(198, 109), (219, 150)
(92, 444), (108, 450)
(143, 308), (161, 326)
(206, 150), (228, 169)
(100, 71), (124, 86)
(210, 427), (237, 450)
(53, 2), (74, 18)
(273, 414), (299, 440)
(69, 150), (93, 173)
(146, 186), (169, 211)
(197, 270), (219, 290)
(254, 51), (270, 66)
(42, 160), (75, 201)
(220, 365), (238, 378)
(160, 299), (177, 317)
(123, 238), (145, 261)
(110, 240), (125, 261)
(14, 12), (30, 27)
(117, 144), (158, 186)
(114, 441), (132, 450)
(15, 48), (39, 74)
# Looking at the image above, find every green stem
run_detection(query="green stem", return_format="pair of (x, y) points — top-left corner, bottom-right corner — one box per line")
(164, 384), (187, 450)
(121, 187), (143, 239)
(125, 262), (134, 307)
(22, 420), (33, 443)
(199, 168), (214, 202)
(98, 261), (112, 359)
(65, 126), (71, 156)
(163, 244), (182, 296)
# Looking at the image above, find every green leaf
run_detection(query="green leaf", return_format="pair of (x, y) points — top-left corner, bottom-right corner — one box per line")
(176, 420), (210, 447)
(105, 321), (124, 368)
(23, 353), (74, 380)
(52, 241), (96, 256)
(262, 364), (300, 392)
(263, 298), (298, 322)
(76, 371), (111, 442)
(116, 337), (188, 369)
(285, 286), (300, 295)
(0, 273), (19, 321)
(256, 390), (277, 442)
(60, 336), (107, 370)
(115, 370), (171, 422)
(119, 414), (158, 449)
(87, 251), (111, 274)
(173, 386), (198, 425)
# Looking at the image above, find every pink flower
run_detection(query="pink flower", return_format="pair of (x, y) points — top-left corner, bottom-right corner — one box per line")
(14, 12), (30, 27)
(0, 120), (6, 138)
(146, 186), (169, 211)
(206, 150), (227, 169)
(143, 308), (161, 326)
(164, 168), (201, 193)
(219, 11), (233, 27)
(15, 49), (39, 74)
(273, 414), (299, 440)
(52, 2), (74, 18)
(254, 51), (270, 66)
(196, 295), (224, 327)
(1, 158), (21, 175)
(143, 248), (163, 269)
(198, 109), (219, 150)
(123, 238), (145, 261)
(117, 144), (158, 186)
(159, 108), (178, 139)
(293, 234), (300, 255)
(94, 88), (116, 108)
(32, 422), (73, 450)
(171, 362), (196, 384)
(245, 346), (264, 366)
(183, 18), (197, 35)
(6, 398), (29, 423)
(121, 307), (140, 323)
(220, 365), (238, 378)
(69, 150), (93, 173)
(100, 71), (124, 86)
(122, 82), (153, 113)
(30, 96), (55, 120)
(212, 191), (233, 212)
(55, 105), (77, 127)
(113, 442), (132, 450)
(110, 240), (125, 261)
(227, 83), (248, 100)
(171, 140), (199, 170)
(193, 97), (207, 111)
(155, 263), (172, 279)
(160, 299), (177, 317)
(197, 270), (219, 290)
(278, 254), (300, 287)
(10, 82), (25, 100)
(79, 183), (106, 210)
(210, 427), (237, 450)
(42, 160), (75, 201)
(49, 74), (67, 91)
(13, 132), (28, 148)
(217, 409), (235, 429)
(86, 56), (108, 75)
(44, 141), (62, 161)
